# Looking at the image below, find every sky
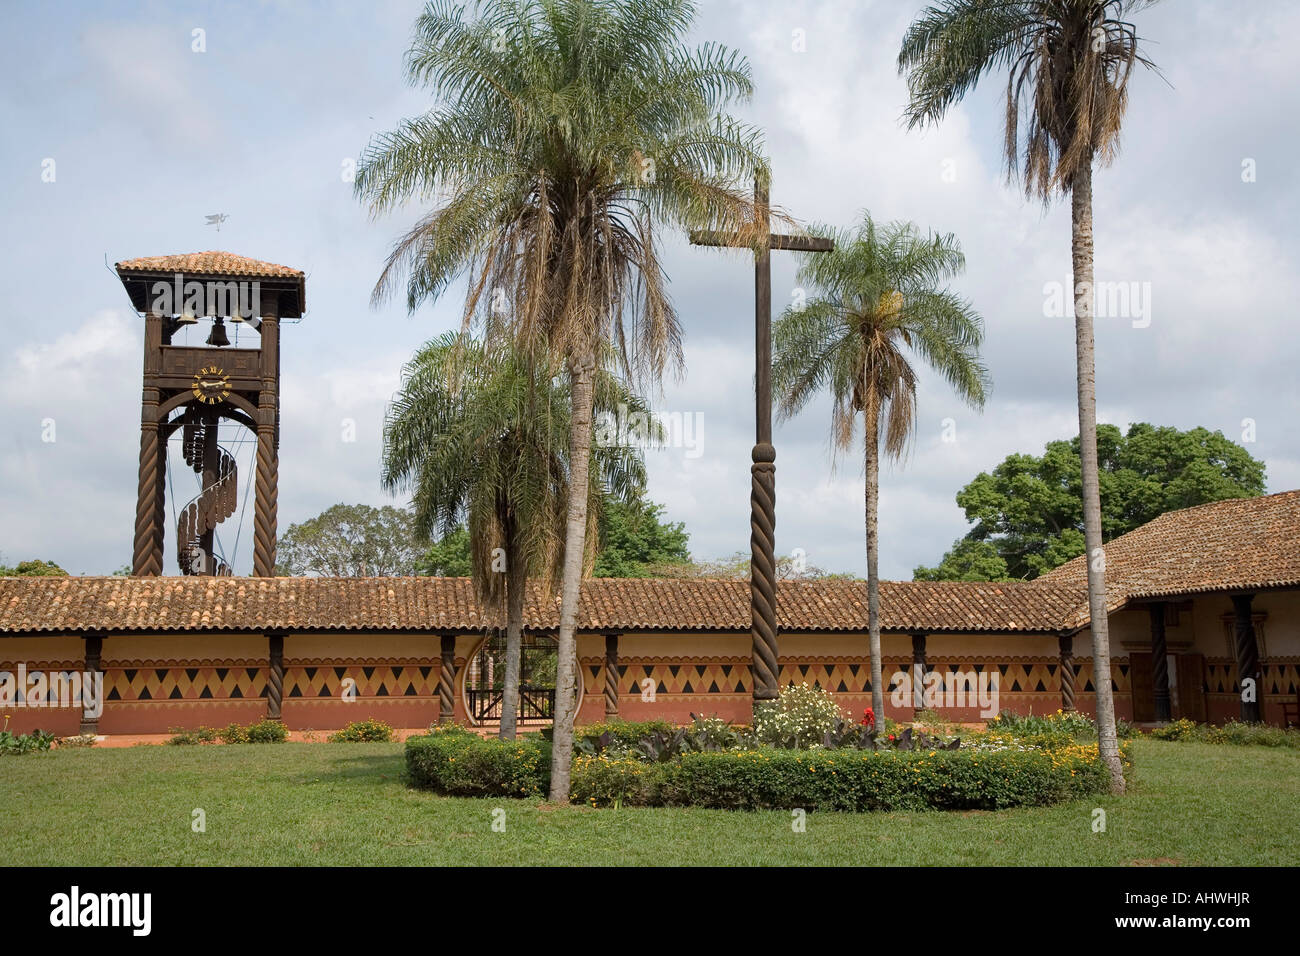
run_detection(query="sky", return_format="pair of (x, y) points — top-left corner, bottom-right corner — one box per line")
(1, 0), (1297, 579)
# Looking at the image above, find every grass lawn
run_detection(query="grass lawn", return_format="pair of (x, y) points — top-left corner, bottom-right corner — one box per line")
(2, 739), (1296, 865)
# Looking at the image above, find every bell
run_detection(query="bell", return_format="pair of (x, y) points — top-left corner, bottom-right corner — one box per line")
(176, 311), (198, 325)
(205, 316), (231, 347)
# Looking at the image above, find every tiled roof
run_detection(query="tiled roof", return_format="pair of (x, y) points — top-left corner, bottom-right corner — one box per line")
(0, 576), (1080, 636)
(1041, 490), (1300, 627)
(4, 492), (1295, 637)
(115, 251), (303, 279)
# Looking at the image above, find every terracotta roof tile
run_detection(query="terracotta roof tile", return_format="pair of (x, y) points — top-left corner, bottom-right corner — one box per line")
(0, 576), (1077, 636)
(115, 251), (302, 279)
(1041, 490), (1300, 627)
(6, 492), (1295, 637)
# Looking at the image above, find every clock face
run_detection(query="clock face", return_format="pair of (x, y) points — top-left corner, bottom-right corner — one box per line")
(192, 365), (231, 405)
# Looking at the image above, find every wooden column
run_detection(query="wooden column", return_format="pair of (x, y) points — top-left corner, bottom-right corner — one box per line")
(132, 312), (165, 576)
(749, 180), (779, 703)
(438, 635), (457, 723)
(1231, 594), (1262, 722)
(911, 633), (927, 711)
(604, 633), (620, 718)
(1058, 633), (1076, 713)
(252, 297), (280, 577)
(266, 634), (285, 720)
(689, 182), (832, 706)
(1148, 603), (1171, 723)
(80, 635), (103, 735)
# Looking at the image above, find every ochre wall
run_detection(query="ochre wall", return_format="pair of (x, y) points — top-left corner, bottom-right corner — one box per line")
(577, 631), (1129, 725)
(13, 601), (1300, 735)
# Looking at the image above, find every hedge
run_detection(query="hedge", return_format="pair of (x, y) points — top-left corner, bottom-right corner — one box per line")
(405, 727), (550, 798)
(406, 727), (1119, 811)
(570, 744), (1114, 811)
(572, 719), (677, 749)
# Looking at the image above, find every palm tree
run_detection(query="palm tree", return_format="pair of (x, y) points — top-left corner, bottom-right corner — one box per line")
(898, 0), (1160, 793)
(773, 212), (989, 729)
(382, 331), (650, 739)
(356, 0), (767, 800)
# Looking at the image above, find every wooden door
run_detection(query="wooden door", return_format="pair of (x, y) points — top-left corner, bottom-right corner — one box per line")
(1176, 653), (1207, 722)
(1129, 652), (1155, 722)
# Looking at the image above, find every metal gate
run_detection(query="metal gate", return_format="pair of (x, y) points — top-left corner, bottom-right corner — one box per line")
(465, 631), (557, 724)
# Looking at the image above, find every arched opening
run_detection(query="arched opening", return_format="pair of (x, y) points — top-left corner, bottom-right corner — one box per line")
(463, 631), (560, 726)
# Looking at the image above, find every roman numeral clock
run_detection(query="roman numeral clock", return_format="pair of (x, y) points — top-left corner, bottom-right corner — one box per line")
(115, 252), (305, 577)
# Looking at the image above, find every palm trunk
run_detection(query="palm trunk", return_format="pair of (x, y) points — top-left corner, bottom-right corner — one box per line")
(865, 404), (885, 725)
(1071, 156), (1125, 794)
(498, 535), (525, 741)
(547, 349), (595, 803)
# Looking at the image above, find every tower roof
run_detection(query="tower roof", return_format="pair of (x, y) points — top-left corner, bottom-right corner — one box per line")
(115, 251), (305, 317)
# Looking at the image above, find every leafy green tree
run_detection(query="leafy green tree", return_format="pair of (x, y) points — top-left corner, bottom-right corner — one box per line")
(593, 500), (690, 577)
(415, 527), (472, 577)
(773, 211), (988, 727)
(658, 551), (857, 581)
(899, 0), (1162, 793)
(356, 0), (768, 801)
(0, 559), (68, 577)
(275, 504), (418, 576)
(913, 539), (1010, 582)
(915, 423), (1266, 581)
(383, 332), (649, 739)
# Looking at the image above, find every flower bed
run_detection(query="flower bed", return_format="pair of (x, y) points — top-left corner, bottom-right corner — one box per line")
(404, 687), (1126, 812)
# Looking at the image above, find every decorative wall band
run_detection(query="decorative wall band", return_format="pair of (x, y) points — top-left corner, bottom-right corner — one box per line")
(578, 657), (1121, 697)
(103, 664), (266, 702)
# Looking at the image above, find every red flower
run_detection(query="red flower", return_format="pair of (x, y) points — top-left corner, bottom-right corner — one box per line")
(861, 706), (876, 729)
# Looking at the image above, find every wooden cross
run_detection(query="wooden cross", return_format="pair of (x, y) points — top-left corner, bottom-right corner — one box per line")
(690, 180), (833, 703)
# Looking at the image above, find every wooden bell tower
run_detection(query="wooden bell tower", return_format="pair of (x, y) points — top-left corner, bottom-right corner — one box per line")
(116, 252), (304, 577)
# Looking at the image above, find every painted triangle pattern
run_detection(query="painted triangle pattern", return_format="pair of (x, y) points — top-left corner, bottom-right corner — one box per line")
(104, 664), (264, 702)
(284, 664), (438, 699)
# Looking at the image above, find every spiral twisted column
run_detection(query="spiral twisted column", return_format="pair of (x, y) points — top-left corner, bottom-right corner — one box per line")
(604, 633), (620, 717)
(1149, 603), (1171, 723)
(81, 635), (103, 735)
(1058, 633), (1076, 713)
(438, 635), (457, 723)
(252, 424), (278, 577)
(266, 634), (285, 720)
(750, 443), (779, 702)
(132, 394), (163, 576)
(1231, 594), (1262, 722)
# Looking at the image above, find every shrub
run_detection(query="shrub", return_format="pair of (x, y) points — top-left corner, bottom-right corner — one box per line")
(246, 719), (289, 743)
(1151, 717), (1198, 741)
(570, 743), (1114, 811)
(1114, 719), (1140, 740)
(574, 719), (675, 751)
(166, 726), (219, 746)
(329, 718), (395, 743)
(1201, 721), (1300, 748)
(753, 682), (848, 749)
(406, 731), (550, 797)
(571, 756), (657, 808)
(687, 713), (740, 750)
(219, 722), (250, 745)
(0, 728), (56, 755)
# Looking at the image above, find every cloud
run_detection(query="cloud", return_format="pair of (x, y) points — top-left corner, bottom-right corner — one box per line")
(1, 0), (1296, 580)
